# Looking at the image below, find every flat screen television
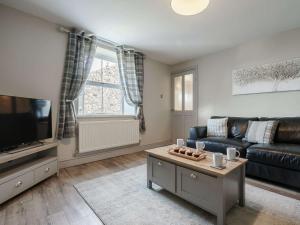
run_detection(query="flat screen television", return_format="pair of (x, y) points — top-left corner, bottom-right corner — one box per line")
(0, 95), (52, 152)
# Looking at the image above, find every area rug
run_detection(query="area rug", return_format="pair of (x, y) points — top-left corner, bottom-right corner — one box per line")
(74, 165), (300, 225)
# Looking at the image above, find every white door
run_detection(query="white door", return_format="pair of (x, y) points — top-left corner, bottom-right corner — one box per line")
(171, 69), (198, 143)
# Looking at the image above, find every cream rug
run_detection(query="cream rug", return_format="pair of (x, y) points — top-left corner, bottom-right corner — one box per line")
(74, 165), (300, 225)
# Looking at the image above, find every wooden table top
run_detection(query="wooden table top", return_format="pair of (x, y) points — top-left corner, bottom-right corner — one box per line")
(145, 145), (248, 177)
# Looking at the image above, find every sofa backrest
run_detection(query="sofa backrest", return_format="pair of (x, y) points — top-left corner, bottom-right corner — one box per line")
(259, 117), (300, 144)
(211, 116), (258, 139)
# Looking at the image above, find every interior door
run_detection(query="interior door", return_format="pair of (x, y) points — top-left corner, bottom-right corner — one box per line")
(171, 69), (198, 143)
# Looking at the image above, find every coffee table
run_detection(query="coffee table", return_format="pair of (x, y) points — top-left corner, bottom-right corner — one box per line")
(146, 145), (247, 225)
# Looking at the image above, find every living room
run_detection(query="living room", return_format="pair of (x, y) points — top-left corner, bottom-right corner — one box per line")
(0, 1), (299, 225)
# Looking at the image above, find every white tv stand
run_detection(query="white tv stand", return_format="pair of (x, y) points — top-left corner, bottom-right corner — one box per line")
(0, 142), (58, 204)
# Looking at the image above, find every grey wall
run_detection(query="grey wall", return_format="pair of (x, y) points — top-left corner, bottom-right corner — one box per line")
(172, 28), (300, 125)
(0, 4), (171, 162)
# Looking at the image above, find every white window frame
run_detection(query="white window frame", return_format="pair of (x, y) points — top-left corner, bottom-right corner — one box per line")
(76, 48), (136, 118)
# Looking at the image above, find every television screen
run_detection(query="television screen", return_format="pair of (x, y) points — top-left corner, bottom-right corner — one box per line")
(0, 95), (52, 151)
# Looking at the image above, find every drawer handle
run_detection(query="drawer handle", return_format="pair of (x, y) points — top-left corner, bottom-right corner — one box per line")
(15, 181), (23, 187)
(190, 173), (197, 179)
(157, 162), (163, 166)
(45, 168), (50, 173)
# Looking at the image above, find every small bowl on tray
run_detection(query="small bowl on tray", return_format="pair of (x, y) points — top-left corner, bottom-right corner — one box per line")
(168, 146), (206, 161)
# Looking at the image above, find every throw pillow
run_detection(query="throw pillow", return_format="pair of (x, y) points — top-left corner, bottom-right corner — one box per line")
(207, 118), (228, 138)
(244, 120), (279, 144)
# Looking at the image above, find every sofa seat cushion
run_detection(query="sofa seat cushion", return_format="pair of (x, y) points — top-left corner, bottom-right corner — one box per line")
(246, 144), (300, 171)
(199, 137), (252, 157)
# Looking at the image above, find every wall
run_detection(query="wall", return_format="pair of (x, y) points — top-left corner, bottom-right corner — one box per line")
(172, 28), (300, 125)
(59, 58), (171, 162)
(0, 4), (171, 164)
(0, 4), (66, 139)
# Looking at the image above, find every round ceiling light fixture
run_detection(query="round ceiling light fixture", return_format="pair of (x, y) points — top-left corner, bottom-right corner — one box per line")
(171, 0), (210, 16)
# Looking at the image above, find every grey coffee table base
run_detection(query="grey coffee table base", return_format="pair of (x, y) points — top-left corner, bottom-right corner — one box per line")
(147, 154), (246, 225)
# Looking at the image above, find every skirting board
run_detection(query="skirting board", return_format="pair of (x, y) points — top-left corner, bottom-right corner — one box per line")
(59, 140), (172, 168)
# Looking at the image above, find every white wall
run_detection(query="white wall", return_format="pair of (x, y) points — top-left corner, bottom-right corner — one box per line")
(0, 4), (66, 139)
(172, 28), (300, 125)
(0, 4), (171, 162)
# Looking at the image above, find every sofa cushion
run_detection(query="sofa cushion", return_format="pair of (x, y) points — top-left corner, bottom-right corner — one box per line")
(189, 126), (207, 140)
(260, 117), (300, 144)
(207, 118), (228, 137)
(186, 139), (197, 149)
(244, 120), (279, 144)
(199, 137), (252, 157)
(212, 116), (259, 139)
(246, 143), (300, 171)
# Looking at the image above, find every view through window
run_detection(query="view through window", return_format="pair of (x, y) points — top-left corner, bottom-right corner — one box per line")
(77, 46), (135, 116)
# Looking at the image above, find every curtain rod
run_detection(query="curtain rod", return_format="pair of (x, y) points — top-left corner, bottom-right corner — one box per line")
(58, 26), (119, 49)
(58, 26), (143, 55)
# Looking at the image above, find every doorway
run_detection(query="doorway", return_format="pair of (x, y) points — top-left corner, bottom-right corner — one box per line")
(171, 68), (198, 143)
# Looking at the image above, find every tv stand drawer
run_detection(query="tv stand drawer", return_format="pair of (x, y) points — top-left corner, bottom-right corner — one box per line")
(0, 143), (58, 205)
(0, 171), (34, 204)
(34, 160), (57, 184)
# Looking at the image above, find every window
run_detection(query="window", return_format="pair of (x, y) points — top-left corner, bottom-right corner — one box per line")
(77, 46), (135, 116)
(173, 73), (194, 112)
(174, 76), (182, 111)
(184, 74), (193, 111)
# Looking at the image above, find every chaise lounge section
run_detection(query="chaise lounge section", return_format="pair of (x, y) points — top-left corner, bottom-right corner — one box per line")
(187, 116), (300, 189)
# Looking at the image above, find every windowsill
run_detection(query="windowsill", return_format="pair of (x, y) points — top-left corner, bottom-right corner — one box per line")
(77, 114), (137, 120)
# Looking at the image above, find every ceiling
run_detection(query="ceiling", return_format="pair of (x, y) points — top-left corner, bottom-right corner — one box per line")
(1, 0), (300, 65)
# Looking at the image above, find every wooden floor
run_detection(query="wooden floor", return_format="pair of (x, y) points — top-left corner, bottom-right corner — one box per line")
(1, 151), (298, 225)
(0, 152), (146, 225)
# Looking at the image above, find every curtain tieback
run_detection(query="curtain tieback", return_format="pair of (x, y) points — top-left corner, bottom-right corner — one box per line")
(65, 99), (73, 103)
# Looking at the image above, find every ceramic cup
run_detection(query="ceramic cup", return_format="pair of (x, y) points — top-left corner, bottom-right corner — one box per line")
(226, 147), (240, 161)
(212, 153), (227, 168)
(176, 139), (185, 148)
(195, 141), (205, 152)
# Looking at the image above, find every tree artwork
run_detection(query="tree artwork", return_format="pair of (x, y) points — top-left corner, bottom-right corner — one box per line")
(232, 58), (300, 95)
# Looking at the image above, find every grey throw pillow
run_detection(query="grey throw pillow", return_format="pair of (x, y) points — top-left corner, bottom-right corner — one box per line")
(244, 120), (279, 144)
(207, 118), (228, 138)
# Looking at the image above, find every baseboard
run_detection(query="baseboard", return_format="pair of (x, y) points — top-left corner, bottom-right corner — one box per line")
(59, 140), (172, 168)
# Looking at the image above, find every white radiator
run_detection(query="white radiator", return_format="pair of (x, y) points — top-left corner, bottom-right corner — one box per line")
(78, 120), (140, 154)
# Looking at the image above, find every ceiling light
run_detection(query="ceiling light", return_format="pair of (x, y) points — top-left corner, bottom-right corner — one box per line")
(171, 0), (210, 16)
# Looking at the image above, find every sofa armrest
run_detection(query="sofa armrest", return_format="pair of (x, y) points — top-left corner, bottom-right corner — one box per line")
(189, 126), (207, 140)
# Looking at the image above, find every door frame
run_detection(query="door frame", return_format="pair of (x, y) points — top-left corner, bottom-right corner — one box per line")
(171, 65), (199, 140)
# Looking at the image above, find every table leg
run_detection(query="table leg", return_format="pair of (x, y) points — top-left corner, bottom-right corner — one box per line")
(217, 177), (225, 225)
(239, 164), (245, 206)
(147, 179), (152, 189)
(147, 155), (152, 189)
(217, 211), (225, 225)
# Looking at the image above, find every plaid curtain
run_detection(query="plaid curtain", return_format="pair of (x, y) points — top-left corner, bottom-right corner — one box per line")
(57, 30), (97, 139)
(117, 48), (145, 132)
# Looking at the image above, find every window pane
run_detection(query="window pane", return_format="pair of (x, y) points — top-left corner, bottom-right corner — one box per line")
(83, 85), (103, 114)
(124, 99), (136, 115)
(77, 94), (84, 115)
(184, 74), (193, 111)
(88, 58), (103, 82)
(174, 76), (182, 111)
(102, 60), (120, 85)
(103, 87), (122, 114)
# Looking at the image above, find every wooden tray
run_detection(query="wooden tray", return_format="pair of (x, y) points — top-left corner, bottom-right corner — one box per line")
(168, 148), (207, 161)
